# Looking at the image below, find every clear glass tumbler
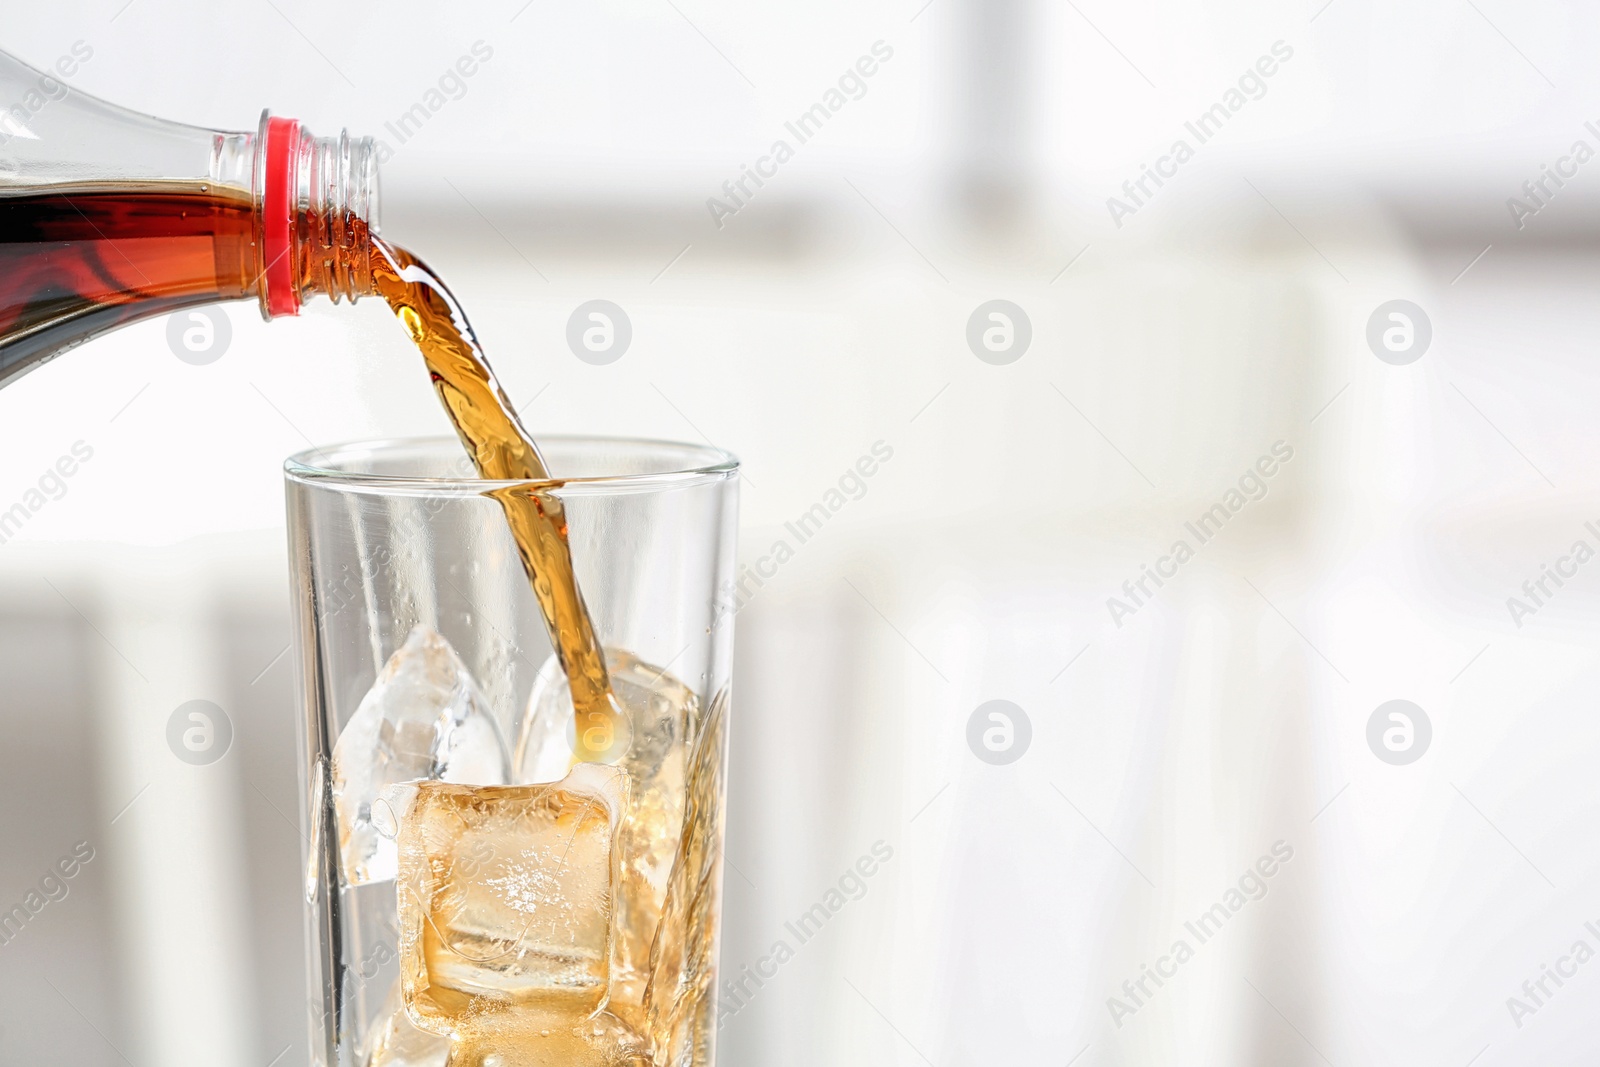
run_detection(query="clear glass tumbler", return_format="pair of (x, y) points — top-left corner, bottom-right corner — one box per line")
(284, 436), (739, 1067)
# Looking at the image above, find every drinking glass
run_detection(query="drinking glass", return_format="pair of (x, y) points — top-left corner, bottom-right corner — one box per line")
(284, 436), (739, 1067)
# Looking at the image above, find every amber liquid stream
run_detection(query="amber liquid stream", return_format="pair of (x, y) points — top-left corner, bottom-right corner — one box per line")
(367, 238), (627, 763)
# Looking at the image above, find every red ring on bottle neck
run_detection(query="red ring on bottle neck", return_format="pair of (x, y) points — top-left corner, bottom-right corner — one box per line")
(263, 116), (300, 318)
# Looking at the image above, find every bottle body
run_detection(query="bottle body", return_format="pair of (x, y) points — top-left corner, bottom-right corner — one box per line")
(0, 49), (377, 386)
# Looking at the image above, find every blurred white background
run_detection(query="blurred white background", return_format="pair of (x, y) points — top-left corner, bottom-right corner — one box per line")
(3, 1), (1600, 1064)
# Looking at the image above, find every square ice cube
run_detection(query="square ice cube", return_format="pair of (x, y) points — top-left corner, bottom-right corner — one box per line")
(398, 764), (629, 1033)
(443, 1014), (650, 1066)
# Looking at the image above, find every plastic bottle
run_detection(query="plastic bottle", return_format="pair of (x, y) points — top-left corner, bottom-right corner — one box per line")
(0, 47), (378, 386)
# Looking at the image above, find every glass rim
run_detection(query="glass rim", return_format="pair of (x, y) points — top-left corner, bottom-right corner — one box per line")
(284, 434), (740, 496)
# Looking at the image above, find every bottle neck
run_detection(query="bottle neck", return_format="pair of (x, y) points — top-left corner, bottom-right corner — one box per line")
(255, 114), (380, 318)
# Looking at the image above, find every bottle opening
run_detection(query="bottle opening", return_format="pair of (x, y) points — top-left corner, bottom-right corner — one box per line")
(256, 112), (380, 319)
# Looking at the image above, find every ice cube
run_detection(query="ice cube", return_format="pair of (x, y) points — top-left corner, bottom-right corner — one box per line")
(397, 764), (629, 1035)
(334, 626), (512, 887)
(443, 1012), (650, 1066)
(513, 651), (703, 1022)
(365, 978), (450, 1066)
(514, 650), (698, 788)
